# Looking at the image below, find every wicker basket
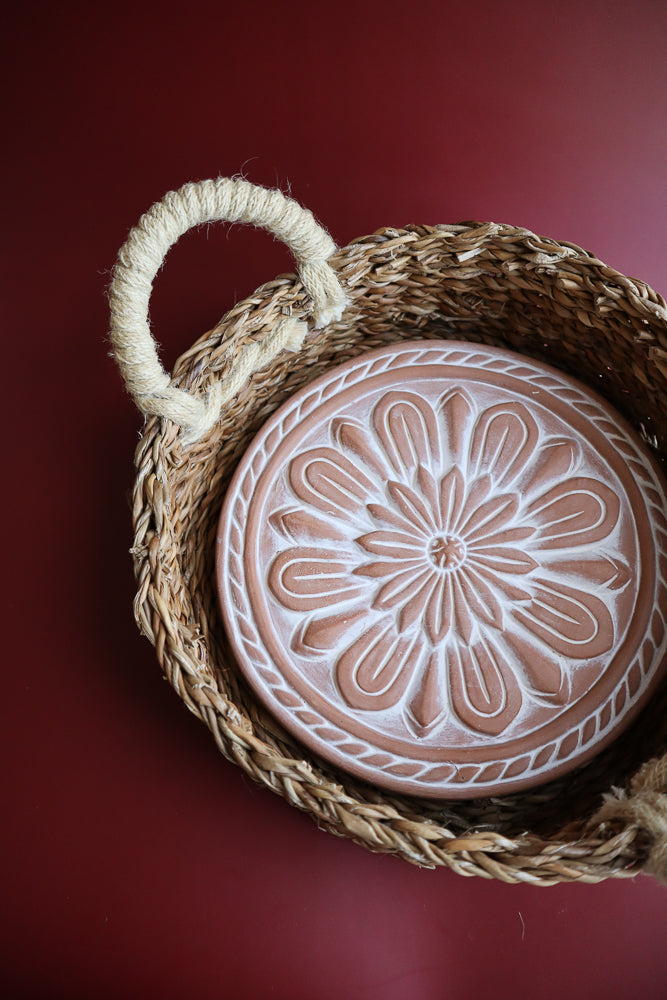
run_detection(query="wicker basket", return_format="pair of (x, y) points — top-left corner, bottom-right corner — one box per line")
(110, 178), (667, 885)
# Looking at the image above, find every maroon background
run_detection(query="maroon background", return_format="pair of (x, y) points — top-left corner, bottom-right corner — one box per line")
(2, 2), (666, 997)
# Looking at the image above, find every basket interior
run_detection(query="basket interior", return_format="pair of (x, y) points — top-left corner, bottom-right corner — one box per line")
(139, 224), (667, 850)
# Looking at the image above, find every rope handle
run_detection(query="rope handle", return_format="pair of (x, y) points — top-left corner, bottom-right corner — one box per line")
(109, 177), (348, 444)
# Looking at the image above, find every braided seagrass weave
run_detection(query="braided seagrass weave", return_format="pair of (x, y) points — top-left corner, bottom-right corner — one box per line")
(110, 178), (667, 885)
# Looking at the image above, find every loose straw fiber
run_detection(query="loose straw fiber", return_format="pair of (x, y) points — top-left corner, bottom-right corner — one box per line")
(110, 177), (667, 884)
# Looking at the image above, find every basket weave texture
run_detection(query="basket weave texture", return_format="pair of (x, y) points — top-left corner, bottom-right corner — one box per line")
(115, 182), (667, 885)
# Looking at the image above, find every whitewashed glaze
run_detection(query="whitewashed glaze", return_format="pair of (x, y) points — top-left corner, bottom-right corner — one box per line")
(218, 342), (667, 797)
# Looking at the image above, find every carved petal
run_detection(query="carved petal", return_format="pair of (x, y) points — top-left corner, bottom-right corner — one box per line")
(468, 402), (539, 487)
(473, 561), (533, 602)
(373, 391), (440, 476)
(465, 524), (535, 548)
(387, 480), (439, 533)
(407, 650), (447, 734)
(336, 622), (420, 710)
(355, 529), (424, 560)
(331, 416), (388, 478)
(353, 558), (423, 579)
(367, 501), (427, 537)
(289, 447), (376, 517)
(523, 436), (582, 498)
(373, 566), (433, 611)
(467, 545), (538, 575)
(293, 607), (369, 654)
(398, 575), (439, 633)
(526, 477), (620, 549)
(424, 573), (454, 644)
(512, 577), (614, 658)
(439, 466), (466, 532)
(447, 639), (522, 735)
(269, 547), (362, 612)
(503, 631), (568, 704)
(451, 575), (474, 643)
(457, 568), (504, 632)
(457, 492), (519, 542)
(459, 474), (492, 521)
(416, 465), (441, 528)
(269, 507), (349, 545)
(439, 387), (475, 466)
(545, 553), (633, 591)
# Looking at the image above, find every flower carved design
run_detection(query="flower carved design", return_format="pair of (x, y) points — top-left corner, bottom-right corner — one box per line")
(267, 388), (632, 738)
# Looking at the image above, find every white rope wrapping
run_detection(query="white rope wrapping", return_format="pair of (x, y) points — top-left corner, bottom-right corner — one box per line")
(109, 178), (348, 443)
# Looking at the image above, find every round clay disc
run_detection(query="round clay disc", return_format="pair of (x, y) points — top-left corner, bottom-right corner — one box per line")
(216, 341), (667, 798)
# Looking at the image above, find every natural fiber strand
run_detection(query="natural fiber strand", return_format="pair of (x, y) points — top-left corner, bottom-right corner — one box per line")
(591, 758), (667, 882)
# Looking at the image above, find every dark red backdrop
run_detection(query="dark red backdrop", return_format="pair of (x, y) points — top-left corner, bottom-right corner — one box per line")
(2, 2), (666, 997)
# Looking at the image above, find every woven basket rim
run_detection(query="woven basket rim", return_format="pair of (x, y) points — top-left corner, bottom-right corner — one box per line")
(129, 221), (667, 885)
